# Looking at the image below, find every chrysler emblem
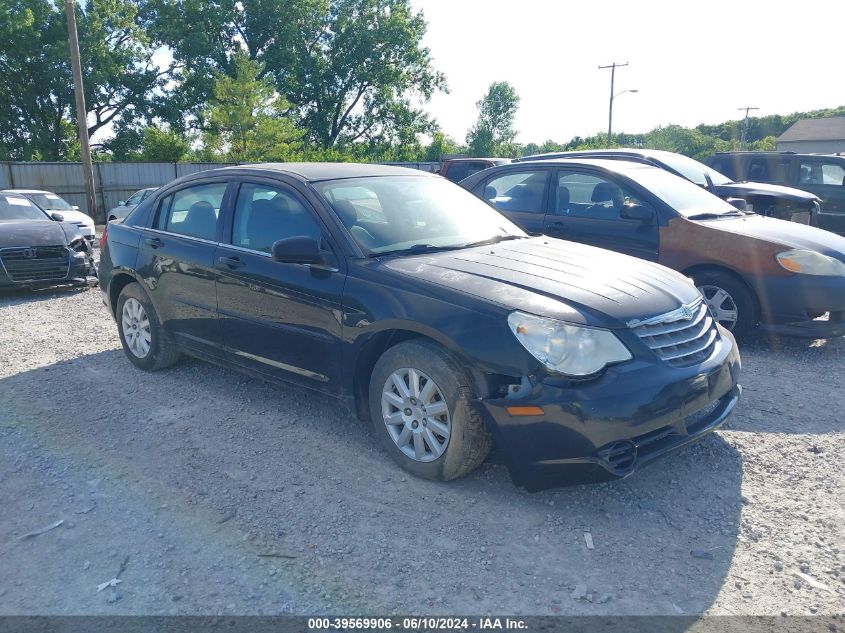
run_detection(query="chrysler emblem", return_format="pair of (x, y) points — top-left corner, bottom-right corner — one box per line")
(681, 304), (694, 320)
(22, 248), (37, 259)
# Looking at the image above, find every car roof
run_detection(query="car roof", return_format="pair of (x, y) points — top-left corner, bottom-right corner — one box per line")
(1, 188), (56, 195)
(493, 157), (654, 172)
(209, 162), (434, 182)
(521, 148), (678, 160)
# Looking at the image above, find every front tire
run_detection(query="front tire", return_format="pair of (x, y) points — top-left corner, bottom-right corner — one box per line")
(693, 270), (757, 340)
(116, 282), (180, 370)
(368, 340), (492, 482)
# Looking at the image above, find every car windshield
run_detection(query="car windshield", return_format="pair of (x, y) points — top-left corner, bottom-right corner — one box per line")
(313, 175), (526, 255)
(125, 190), (146, 205)
(29, 192), (74, 211)
(656, 153), (733, 186)
(621, 166), (739, 217)
(0, 195), (49, 221)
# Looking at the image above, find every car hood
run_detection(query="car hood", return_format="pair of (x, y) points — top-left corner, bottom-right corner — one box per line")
(714, 181), (819, 203)
(384, 237), (701, 328)
(58, 209), (94, 226)
(0, 220), (73, 248)
(697, 215), (845, 261)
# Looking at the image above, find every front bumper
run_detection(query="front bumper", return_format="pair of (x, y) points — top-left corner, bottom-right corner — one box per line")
(0, 249), (92, 288)
(757, 274), (845, 338)
(477, 333), (741, 492)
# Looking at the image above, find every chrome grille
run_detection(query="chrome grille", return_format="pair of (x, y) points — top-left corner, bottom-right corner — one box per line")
(630, 299), (718, 367)
(0, 246), (70, 282)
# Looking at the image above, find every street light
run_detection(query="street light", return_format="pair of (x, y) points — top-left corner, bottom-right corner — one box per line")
(608, 89), (639, 148)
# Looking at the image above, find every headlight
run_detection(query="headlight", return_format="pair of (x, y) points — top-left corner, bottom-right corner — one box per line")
(507, 311), (632, 376)
(776, 249), (845, 277)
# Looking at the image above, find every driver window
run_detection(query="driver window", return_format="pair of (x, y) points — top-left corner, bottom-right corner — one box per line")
(555, 173), (640, 220)
(231, 183), (324, 253)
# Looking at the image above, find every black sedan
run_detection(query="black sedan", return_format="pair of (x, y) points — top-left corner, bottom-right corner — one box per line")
(0, 193), (95, 289)
(99, 163), (741, 491)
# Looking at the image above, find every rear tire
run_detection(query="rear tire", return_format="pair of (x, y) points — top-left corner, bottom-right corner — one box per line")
(116, 282), (180, 371)
(693, 270), (757, 340)
(368, 340), (492, 482)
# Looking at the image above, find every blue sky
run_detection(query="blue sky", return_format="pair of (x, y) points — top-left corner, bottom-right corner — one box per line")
(411, 0), (845, 143)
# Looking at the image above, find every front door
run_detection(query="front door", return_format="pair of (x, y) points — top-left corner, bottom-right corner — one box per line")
(135, 180), (230, 358)
(215, 180), (346, 391)
(543, 170), (659, 261)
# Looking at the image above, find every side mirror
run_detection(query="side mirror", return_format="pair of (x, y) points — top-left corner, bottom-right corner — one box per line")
(726, 197), (748, 211)
(50, 212), (65, 222)
(72, 205), (80, 210)
(620, 202), (655, 222)
(271, 236), (324, 265)
(118, 200), (126, 206)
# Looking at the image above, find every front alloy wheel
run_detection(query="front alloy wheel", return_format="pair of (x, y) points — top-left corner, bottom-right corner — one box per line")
(381, 368), (451, 462)
(368, 340), (492, 481)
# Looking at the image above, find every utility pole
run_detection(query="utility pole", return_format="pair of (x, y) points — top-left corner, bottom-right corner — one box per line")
(64, 0), (97, 222)
(738, 106), (759, 151)
(599, 62), (628, 148)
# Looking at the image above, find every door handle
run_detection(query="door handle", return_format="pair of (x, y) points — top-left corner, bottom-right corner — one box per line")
(550, 221), (566, 227)
(145, 237), (164, 248)
(217, 255), (245, 269)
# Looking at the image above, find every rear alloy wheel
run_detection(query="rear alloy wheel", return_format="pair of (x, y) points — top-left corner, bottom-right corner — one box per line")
(116, 282), (180, 371)
(121, 298), (151, 359)
(369, 340), (492, 481)
(693, 270), (757, 340)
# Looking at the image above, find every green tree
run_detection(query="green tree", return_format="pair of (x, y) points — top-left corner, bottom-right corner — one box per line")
(140, 126), (190, 161)
(202, 53), (302, 162)
(466, 81), (520, 157)
(0, 0), (176, 160)
(145, 0), (445, 150)
(423, 130), (461, 161)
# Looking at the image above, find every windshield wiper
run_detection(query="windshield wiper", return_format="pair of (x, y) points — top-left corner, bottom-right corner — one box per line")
(460, 234), (526, 248)
(686, 211), (744, 220)
(367, 243), (463, 258)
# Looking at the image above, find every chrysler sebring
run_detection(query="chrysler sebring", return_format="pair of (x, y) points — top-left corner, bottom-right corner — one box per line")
(98, 164), (741, 491)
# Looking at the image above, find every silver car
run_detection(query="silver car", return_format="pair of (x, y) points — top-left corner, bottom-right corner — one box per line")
(107, 187), (158, 221)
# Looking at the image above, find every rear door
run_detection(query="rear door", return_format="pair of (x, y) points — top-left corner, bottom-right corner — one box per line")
(215, 179), (346, 391)
(797, 157), (845, 234)
(135, 179), (231, 359)
(476, 168), (550, 234)
(545, 168), (659, 261)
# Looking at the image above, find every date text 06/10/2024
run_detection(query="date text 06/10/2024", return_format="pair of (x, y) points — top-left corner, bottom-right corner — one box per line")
(307, 617), (528, 630)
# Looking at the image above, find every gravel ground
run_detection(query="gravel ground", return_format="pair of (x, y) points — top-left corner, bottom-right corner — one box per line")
(0, 285), (843, 616)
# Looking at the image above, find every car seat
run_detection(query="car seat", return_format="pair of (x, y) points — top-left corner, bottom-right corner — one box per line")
(180, 201), (216, 240)
(556, 185), (571, 214)
(586, 182), (622, 219)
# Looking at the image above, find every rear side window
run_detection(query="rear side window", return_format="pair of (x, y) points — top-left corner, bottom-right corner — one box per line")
(155, 182), (227, 240)
(483, 170), (548, 213)
(746, 157), (790, 183)
(709, 157), (738, 180)
(444, 162), (469, 182)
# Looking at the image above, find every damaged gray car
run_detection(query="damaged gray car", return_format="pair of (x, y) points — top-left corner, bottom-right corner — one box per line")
(0, 192), (96, 289)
